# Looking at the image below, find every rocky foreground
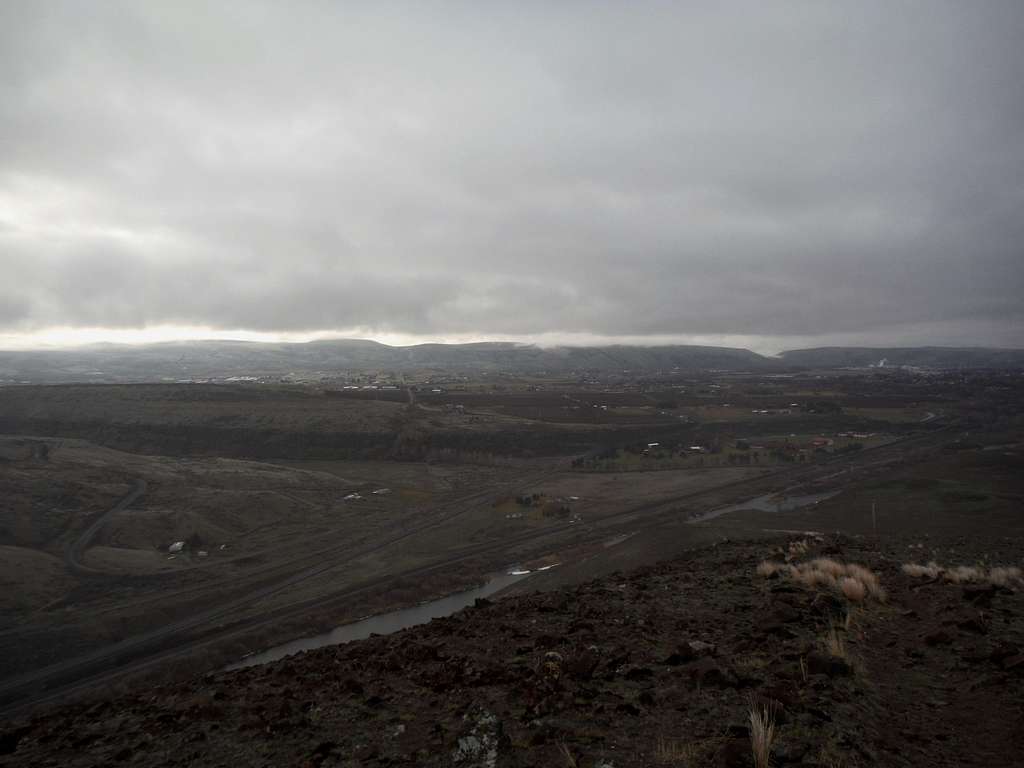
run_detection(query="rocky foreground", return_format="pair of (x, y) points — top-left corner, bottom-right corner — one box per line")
(2, 536), (1023, 767)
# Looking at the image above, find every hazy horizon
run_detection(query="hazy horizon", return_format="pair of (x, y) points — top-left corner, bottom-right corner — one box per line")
(1, 327), (1022, 357)
(3, 3), (1023, 351)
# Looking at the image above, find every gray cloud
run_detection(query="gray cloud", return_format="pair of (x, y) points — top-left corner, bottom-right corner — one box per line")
(2, 1), (1023, 347)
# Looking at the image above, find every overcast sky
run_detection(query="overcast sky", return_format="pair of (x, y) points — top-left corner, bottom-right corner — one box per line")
(2, 2), (1022, 353)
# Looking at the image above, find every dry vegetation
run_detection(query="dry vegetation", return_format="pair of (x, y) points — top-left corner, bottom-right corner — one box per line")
(748, 699), (777, 768)
(901, 561), (1024, 587)
(756, 555), (887, 604)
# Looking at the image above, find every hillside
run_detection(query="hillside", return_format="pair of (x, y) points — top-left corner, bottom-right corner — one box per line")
(3, 535), (1021, 767)
(778, 346), (1024, 370)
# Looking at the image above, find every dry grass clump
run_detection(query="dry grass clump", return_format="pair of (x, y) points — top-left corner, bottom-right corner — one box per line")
(809, 558), (847, 579)
(838, 576), (866, 603)
(757, 557), (886, 603)
(944, 565), (984, 584)
(749, 701), (777, 768)
(794, 567), (837, 590)
(902, 562), (1023, 588)
(989, 566), (1023, 587)
(901, 561), (941, 579)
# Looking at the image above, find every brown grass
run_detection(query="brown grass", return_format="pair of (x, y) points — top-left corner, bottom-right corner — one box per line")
(810, 558), (847, 578)
(749, 701), (777, 768)
(824, 626), (847, 659)
(989, 566), (1023, 587)
(901, 561), (941, 579)
(839, 576), (866, 602)
(759, 557), (885, 603)
(902, 561), (1023, 588)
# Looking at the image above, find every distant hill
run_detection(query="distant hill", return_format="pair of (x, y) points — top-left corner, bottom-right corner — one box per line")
(0, 340), (777, 383)
(3, 341), (1021, 384)
(778, 346), (1024, 369)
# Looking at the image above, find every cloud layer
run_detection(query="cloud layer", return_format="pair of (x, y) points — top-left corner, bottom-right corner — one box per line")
(2, 2), (1023, 347)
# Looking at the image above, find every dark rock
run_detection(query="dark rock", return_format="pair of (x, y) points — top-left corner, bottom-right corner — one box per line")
(765, 602), (800, 624)
(960, 645), (992, 663)
(568, 620), (595, 634)
(725, 721), (750, 737)
(624, 665), (654, 681)
(686, 657), (739, 688)
(760, 684), (798, 708)
(717, 736), (754, 767)
(806, 651), (852, 677)
(663, 647), (695, 666)
(956, 616), (988, 635)
(991, 642), (1019, 662)
(772, 738), (809, 763)
(962, 584), (997, 606)
(924, 629), (954, 646)
(341, 678), (364, 696)
(0, 727), (28, 756)
(310, 741), (337, 765)
(564, 647), (600, 680)
(1002, 654), (1024, 671)
(762, 622), (798, 638)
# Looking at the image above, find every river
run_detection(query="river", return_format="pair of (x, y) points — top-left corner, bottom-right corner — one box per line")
(226, 569), (532, 670)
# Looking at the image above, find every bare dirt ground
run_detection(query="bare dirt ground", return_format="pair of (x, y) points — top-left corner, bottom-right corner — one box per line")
(4, 531), (1022, 767)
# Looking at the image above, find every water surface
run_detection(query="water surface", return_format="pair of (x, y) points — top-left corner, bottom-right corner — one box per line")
(689, 490), (841, 523)
(227, 570), (531, 670)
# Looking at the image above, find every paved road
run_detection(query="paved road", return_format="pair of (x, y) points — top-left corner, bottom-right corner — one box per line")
(64, 480), (147, 575)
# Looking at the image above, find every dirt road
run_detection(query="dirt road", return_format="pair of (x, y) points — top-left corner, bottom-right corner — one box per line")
(64, 480), (147, 575)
